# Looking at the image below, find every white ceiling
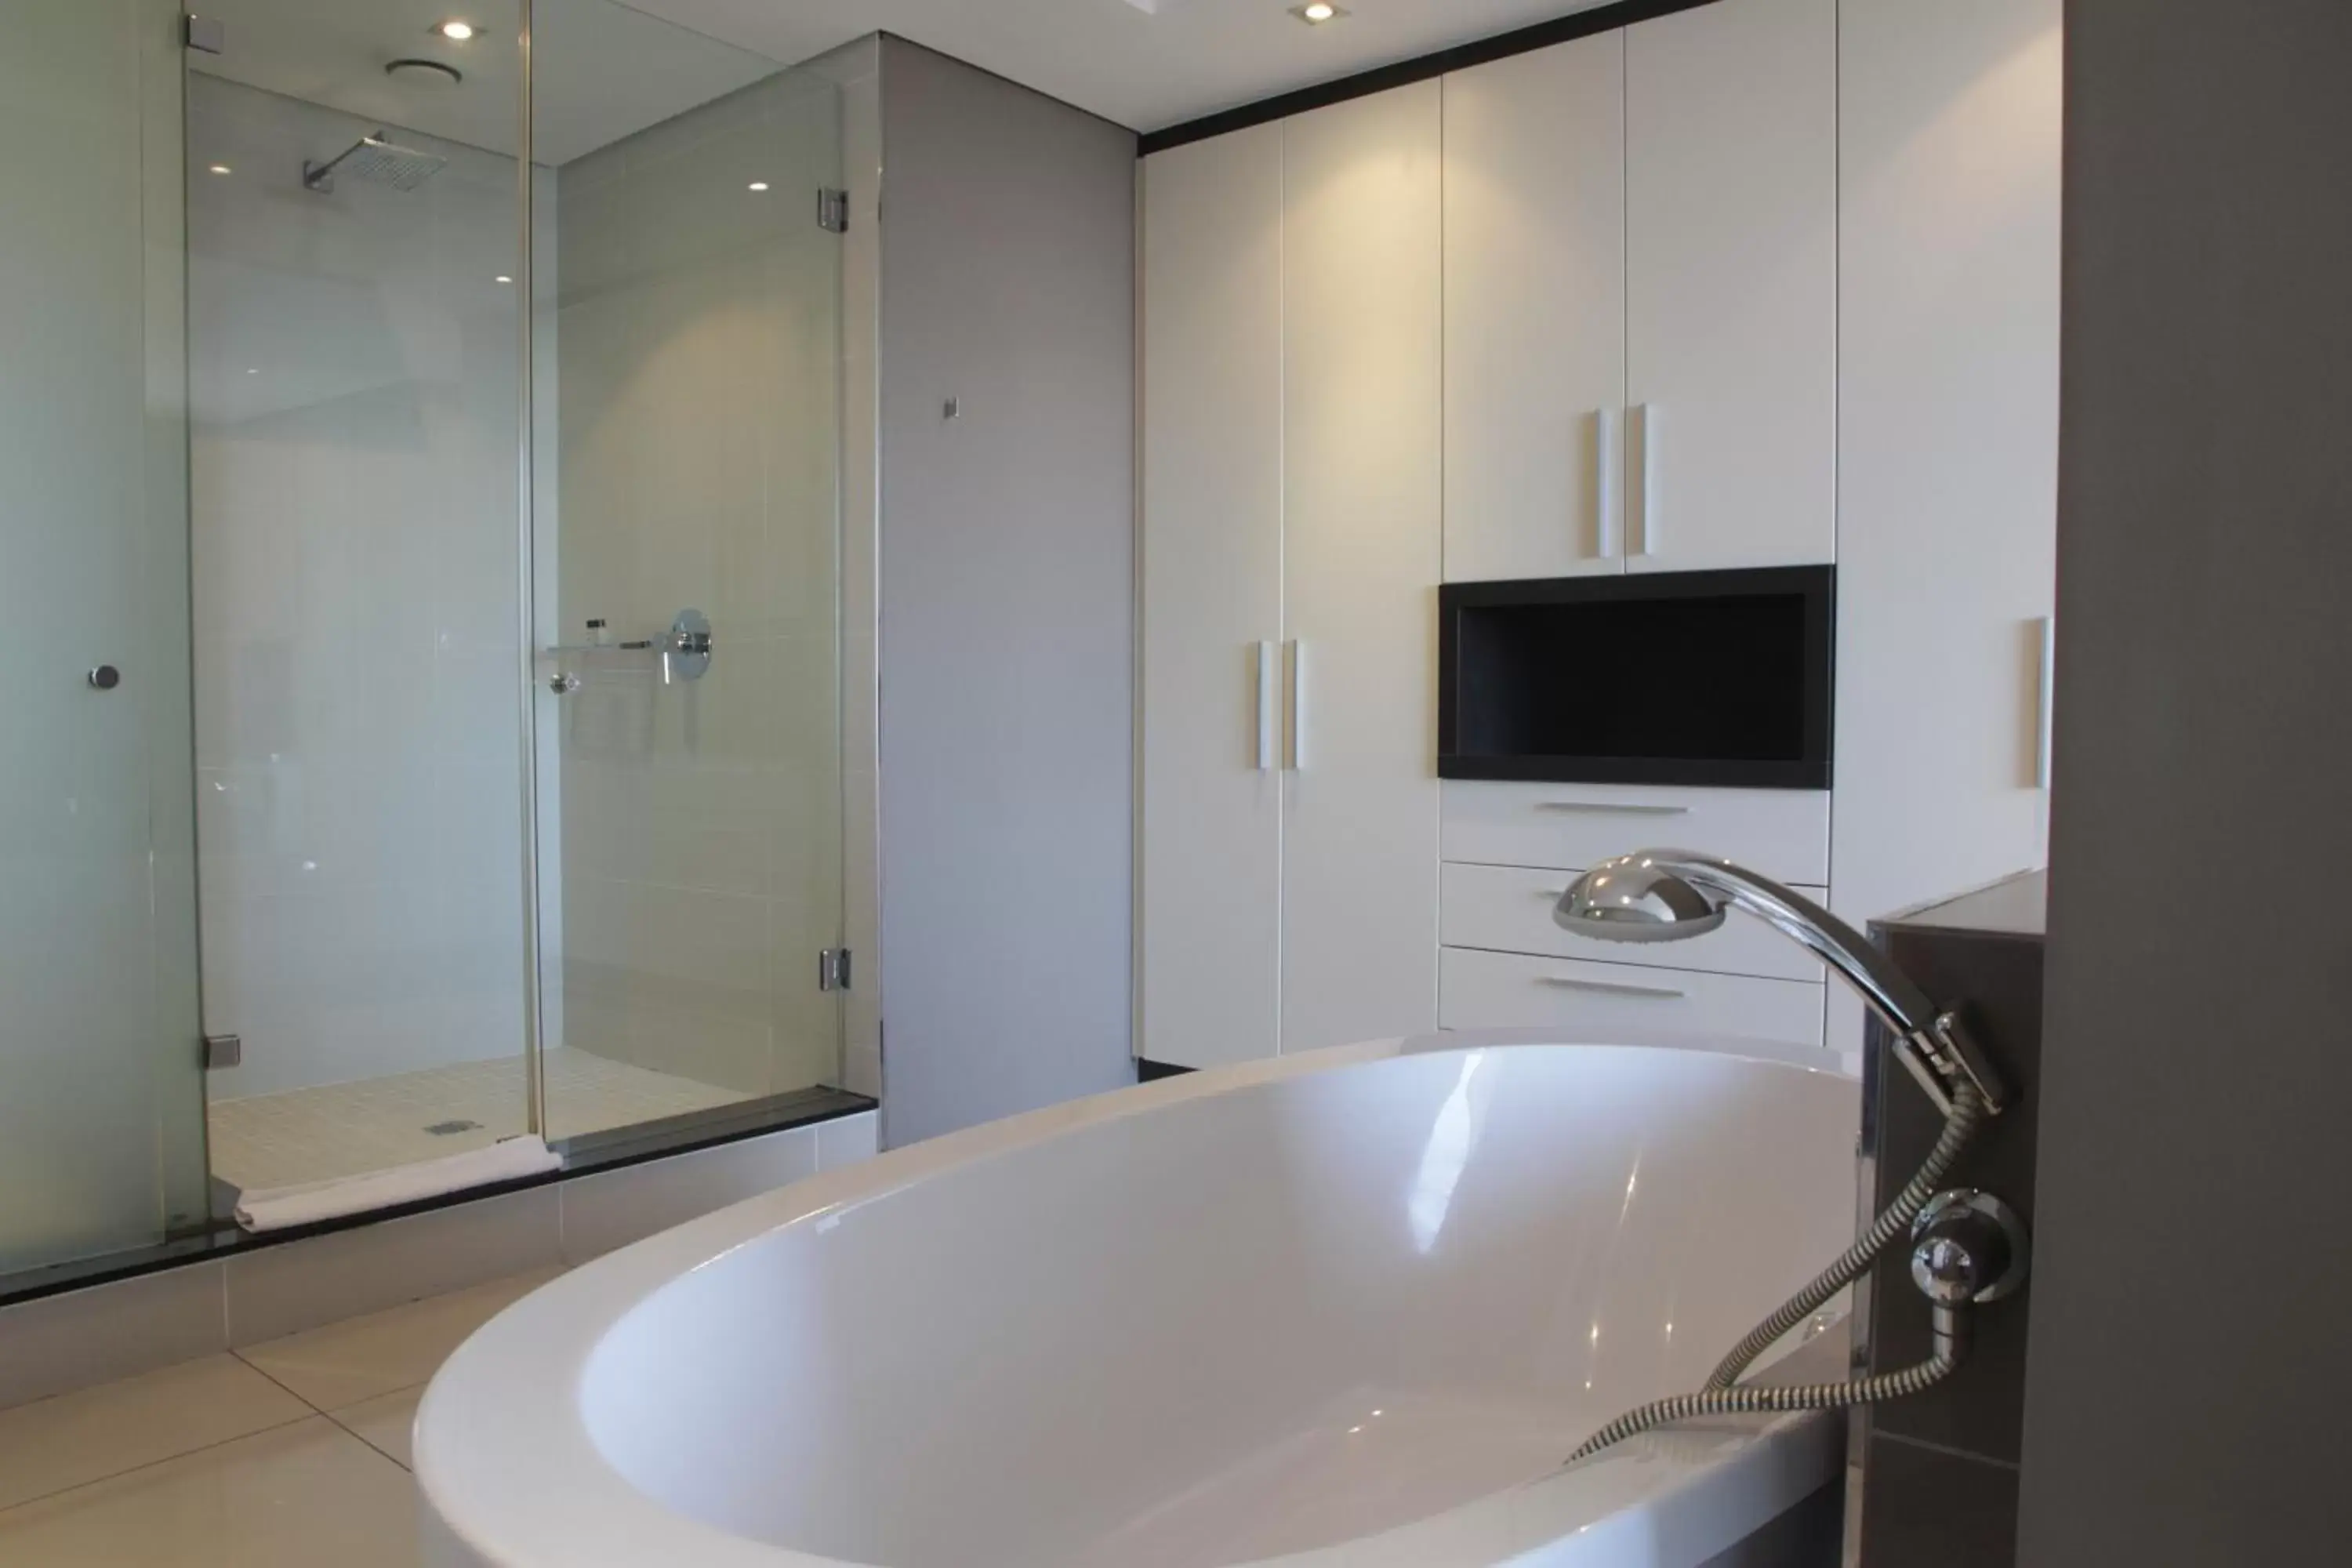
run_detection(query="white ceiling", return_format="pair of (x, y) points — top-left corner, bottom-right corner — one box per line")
(187, 0), (1621, 162)
(616, 0), (1619, 133)
(190, 0), (781, 165)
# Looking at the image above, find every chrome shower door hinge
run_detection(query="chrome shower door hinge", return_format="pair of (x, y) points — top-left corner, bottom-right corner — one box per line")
(818, 949), (853, 993)
(817, 188), (850, 234)
(203, 1033), (242, 1069)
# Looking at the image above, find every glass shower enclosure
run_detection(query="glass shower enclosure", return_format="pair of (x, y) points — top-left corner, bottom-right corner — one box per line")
(2, 0), (862, 1283)
(2, 0), (210, 1276)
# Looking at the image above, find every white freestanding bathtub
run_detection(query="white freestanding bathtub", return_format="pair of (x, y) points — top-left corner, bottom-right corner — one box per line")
(417, 1032), (1860, 1567)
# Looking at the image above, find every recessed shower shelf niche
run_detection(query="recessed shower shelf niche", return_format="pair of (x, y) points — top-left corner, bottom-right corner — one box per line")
(543, 608), (715, 692)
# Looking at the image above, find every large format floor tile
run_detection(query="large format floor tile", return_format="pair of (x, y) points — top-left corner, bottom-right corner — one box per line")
(0, 1418), (416, 1567)
(328, 1386), (423, 1471)
(0, 1356), (310, 1514)
(235, 1265), (563, 1411)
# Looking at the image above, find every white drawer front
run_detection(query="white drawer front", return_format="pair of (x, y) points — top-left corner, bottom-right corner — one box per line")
(1441, 862), (1827, 983)
(1440, 946), (1827, 1049)
(1439, 781), (1831, 885)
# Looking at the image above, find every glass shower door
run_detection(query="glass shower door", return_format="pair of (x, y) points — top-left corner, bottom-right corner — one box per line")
(531, 0), (848, 1143)
(182, 2), (537, 1200)
(1, 0), (210, 1274)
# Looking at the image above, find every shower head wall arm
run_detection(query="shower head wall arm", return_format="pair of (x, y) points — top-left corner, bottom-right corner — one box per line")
(1558, 851), (2008, 1115)
(302, 133), (382, 192)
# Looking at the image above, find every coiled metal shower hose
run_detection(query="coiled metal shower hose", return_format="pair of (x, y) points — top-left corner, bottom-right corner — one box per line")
(1566, 1079), (1989, 1463)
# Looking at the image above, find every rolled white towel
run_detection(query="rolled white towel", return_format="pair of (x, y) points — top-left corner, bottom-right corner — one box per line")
(234, 1135), (562, 1233)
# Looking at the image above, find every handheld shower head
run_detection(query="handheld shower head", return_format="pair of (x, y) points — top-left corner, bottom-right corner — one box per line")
(1555, 855), (1728, 941)
(1556, 850), (2007, 1114)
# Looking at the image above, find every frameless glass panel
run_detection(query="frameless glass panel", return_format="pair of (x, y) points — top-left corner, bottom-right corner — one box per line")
(0, 0), (209, 1273)
(182, 1), (536, 1199)
(532, 0), (847, 1141)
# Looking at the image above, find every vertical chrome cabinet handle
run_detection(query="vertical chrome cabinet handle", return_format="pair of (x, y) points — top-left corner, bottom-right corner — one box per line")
(1595, 407), (1622, 560)
(1628, 403), (1659, 557)
(1254, 641), (1279, 771)
(1283, 640), (1304, 771)
(2035, 616), (2056, 789)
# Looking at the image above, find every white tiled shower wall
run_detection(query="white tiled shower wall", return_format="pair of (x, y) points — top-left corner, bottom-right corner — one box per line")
(188, 78), (551, 1102)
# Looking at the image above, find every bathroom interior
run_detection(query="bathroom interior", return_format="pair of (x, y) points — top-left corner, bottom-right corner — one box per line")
(0, 1), (2343, 1566)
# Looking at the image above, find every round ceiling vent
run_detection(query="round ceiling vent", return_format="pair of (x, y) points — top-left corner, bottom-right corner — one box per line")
(384, 58), (464, 89)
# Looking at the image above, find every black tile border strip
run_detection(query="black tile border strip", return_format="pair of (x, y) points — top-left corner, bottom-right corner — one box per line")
(0, 1090), (877, 1311)
(1137, 0), (1722, 157)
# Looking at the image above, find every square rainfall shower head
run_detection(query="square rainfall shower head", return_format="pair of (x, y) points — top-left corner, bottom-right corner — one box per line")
(303, 133), (446, 194)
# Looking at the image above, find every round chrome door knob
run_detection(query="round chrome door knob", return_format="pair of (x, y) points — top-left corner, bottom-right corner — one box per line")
(549, 672), (582, 695)
(87, 665), (122, 691)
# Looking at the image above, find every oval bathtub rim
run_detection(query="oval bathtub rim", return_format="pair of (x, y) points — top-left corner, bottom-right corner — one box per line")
(415, 1029), (1856, 1568)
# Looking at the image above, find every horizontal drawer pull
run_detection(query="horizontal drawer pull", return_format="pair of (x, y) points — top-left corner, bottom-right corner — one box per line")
(1534, 801), (1692, 816)
(1538, 975), (1687, 1000)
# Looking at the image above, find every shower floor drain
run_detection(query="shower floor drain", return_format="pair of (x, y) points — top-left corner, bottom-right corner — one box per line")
(423, 1120), (485, 1137)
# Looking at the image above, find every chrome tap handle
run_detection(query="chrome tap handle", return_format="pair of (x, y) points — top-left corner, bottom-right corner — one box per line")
(1910, 1189), (2031, 1305)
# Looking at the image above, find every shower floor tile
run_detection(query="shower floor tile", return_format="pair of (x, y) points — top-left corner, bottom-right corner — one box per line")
(208, 1050), (753, 1195)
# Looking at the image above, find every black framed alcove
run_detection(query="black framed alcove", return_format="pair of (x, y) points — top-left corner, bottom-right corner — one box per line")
(1438, 566), (1835, 789)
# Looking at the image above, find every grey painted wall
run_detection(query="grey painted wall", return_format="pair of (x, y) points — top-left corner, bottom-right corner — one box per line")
(876, 38), (1138, 1145)
(2020, 2), (2352, 1563)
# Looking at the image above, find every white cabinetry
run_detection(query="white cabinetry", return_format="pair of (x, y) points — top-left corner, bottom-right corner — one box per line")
(1438, 780), (1830, 887)
(1139, 88), (1441, 1070)
(1624, 0), (1836, 572)
(1138, 125), (1287, 1070)
(1826, 0), (2062, 1056)
(1139, 0), (2056, 1074)
(1443, 0), (1835, 583)
(1440, 948), (1826, 1047)
(1279, 85), (1444, 1055)
(1435, 782), (1831, 1051)
(1443, 34), (1626, 582)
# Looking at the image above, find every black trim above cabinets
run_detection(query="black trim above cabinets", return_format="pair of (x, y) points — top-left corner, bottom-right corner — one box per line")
(1138, 0), (1722, 158)
(1439, 566), (1835, 791)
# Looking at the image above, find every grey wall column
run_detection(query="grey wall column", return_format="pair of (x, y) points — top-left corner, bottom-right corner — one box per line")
(2020, 2), (2352, 1562)
(874, 38), (1138, 1145)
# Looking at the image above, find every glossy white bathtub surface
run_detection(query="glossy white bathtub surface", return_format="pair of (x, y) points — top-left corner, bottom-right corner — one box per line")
(418, 1033), (1860, 1567)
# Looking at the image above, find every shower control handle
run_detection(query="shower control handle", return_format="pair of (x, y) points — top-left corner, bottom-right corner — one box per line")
(1910, 1189), (2030, 1305)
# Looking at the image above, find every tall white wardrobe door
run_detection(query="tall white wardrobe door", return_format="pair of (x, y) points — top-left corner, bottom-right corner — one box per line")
(1279, 82), (1443, 1055)
(1139, 125), (1287, 1069)
(1625, 0), (1836, 572)
(1443, 32), (1628, 583)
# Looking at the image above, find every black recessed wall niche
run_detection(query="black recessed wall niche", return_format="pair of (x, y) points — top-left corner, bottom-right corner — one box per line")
(1438, 565), (1835, 789)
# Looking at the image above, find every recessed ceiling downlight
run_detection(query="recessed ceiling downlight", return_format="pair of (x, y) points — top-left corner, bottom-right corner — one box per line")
(434, 20), (477, 42)
(1293, 2), (1347, 24)
(385, 57), (464, 89)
